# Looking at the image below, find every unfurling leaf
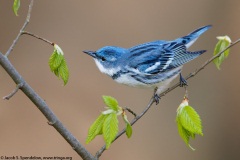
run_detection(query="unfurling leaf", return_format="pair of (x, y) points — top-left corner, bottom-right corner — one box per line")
(49, 44), (69, 85)
(179, 106), (203, 135)
(86, 96), (133, 149)
(58, 58), (69, 85)
(86, 114), (106, 144)
(176, 98), (203, 150)
(103, 113), (119, 149)
(13, 0), (20, 16)
(126, 123), (132, 138)
(213, 36), (231, 70)
(176, 119), (195, 150)
(102, 96), (119, 111)
(49, 50), (64, 71)
(102, 109), (115, 115)
(123, 113), (132, 138)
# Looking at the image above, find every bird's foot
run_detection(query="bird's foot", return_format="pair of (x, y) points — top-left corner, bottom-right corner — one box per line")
(154, 94), (160, 105)
(179, 73), (188, 87)
(153, 87), (160, 105)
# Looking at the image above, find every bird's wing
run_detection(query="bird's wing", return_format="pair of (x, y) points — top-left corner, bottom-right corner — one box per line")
(164, 41), (206, 70)
(125, 25), (211, 75)
(127, 42), (186, 75)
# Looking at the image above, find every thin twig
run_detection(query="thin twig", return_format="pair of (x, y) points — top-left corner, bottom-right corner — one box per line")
(124, 107), (137, 117)
(3, 83), (24, 100)
(5, 0), (34, 57)
(95, 39), (240, 158)
(21, 31), (54, 46)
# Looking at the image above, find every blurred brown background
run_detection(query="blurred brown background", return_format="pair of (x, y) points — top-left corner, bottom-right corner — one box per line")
(0, 0), (240, 159)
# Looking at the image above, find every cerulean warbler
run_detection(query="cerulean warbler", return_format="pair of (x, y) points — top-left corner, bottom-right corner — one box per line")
(83, 25), (211, 104)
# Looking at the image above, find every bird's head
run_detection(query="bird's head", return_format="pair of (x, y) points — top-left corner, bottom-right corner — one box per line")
(83, 46), (127, 76)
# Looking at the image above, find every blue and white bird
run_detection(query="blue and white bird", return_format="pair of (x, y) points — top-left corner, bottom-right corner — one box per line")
(83, 25), (211, 104)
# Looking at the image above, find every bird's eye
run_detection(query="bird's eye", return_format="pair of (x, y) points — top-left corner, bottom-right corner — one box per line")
(101, 57), (106, 61)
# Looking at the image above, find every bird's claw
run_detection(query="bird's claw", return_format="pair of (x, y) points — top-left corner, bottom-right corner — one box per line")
(153, 87), (161, 105)
(179, 73), (188, 87)
(153, 93), (160, 105)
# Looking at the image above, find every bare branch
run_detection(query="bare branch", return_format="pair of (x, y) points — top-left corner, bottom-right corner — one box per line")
(95, 39), (240, 158)
(21, 31), (54, 46)
(0, 52), (96, 160)
(3, 83), (24, 100)
(124, 107), (137, 117)
(1, 1), (96, 159)
(5, 0), (34, 57)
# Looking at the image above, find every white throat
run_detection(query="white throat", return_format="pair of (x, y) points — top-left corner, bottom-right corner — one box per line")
(94, 59), (120, 77)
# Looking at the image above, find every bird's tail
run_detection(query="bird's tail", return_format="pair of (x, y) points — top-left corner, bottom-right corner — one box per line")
(176, 25), (212, 48)
(185, 50), (206, 63)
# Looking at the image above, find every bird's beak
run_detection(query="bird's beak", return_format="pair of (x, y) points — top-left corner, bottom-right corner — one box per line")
(83, 50), (96, 58)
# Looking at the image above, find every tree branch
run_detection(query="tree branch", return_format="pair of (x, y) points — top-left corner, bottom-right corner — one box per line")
(0, 52), (95, 160)
(21, 31), (54, 46)
(1, 1), (96, 159)
(95, 38), (240, 158)
(5, 0), (34, 57)
(3, 83), (23, 100)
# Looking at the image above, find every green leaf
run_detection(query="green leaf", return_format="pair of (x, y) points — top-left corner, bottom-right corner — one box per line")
(49, 50), (64, 71)
(179, 106), (203, 135)
(102, 96), (119, 111)
(177, 118), (189, 145)
(49, 51), (59, 75)
(176, 119), (195, 150)
(86, 114), (106, 144)
(58, 58), (69, 85)
(103, 113), (119, 149)
(176, 99), (203, 150)
(213, 36), (231, 70)
(49, 44), (69, 85)
(122, 113), (132, 138)
(13, 0), (20, 16)
(126, 123), (132, 138)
